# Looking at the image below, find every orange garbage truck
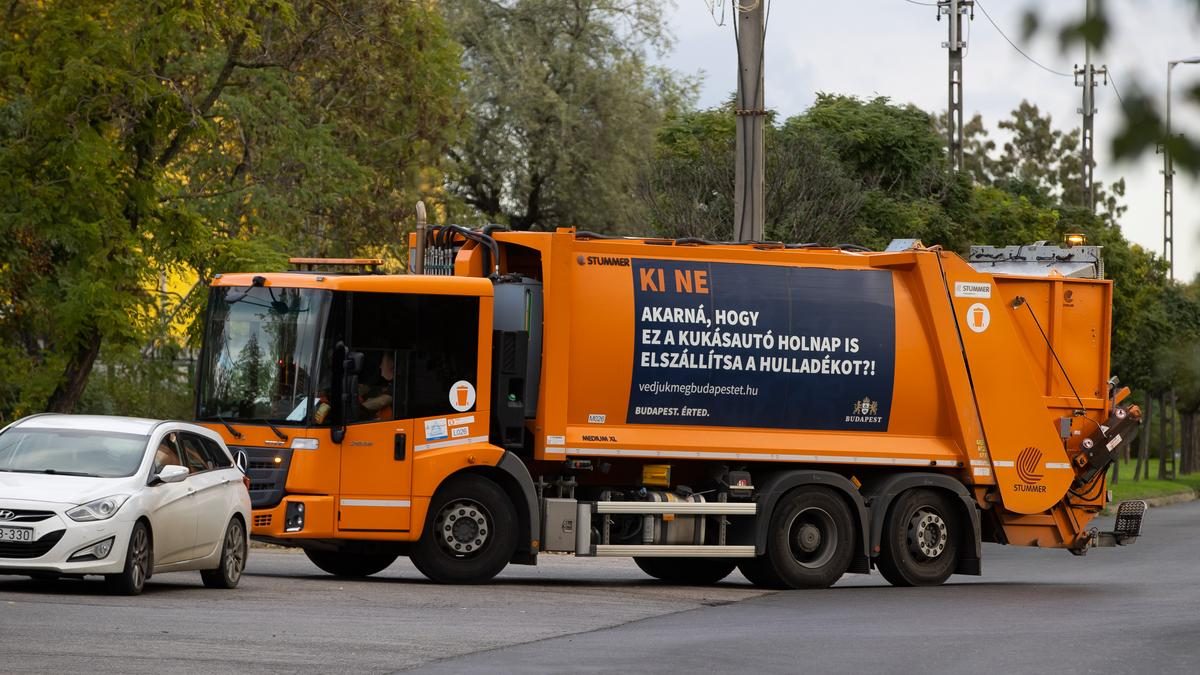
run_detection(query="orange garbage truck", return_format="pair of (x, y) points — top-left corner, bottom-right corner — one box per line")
(194, 227), (1144, 587)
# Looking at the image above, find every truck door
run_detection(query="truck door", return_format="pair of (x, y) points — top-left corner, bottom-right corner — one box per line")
(335, 293), (481, 533)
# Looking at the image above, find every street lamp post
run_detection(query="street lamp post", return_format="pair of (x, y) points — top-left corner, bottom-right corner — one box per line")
(1164, 57), (1200, 281)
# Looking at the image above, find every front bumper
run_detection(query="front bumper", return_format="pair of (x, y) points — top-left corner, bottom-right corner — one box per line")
(0, 499), (134, 576)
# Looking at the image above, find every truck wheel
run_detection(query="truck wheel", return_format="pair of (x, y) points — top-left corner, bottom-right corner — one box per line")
(876, 489), (960, 587)
(410, 474), (517, 584)
(736, 557), (788, 589)
(762, 487), (855, 589)
(304, 549), (398, 578)
(633, 557), (737, 585)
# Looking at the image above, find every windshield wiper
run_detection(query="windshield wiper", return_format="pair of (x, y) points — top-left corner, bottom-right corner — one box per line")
(256, 419), (288, 441)
(11, 469), (100, 477)
(213, 415), (244, 440)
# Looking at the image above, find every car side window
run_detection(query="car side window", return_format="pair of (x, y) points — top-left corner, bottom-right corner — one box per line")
(178, 434), (212, 474)
(199, 437), (233, 469)
(153, 434), (183, 474)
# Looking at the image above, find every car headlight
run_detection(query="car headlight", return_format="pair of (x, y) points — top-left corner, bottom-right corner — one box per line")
(66, 495), (130, 522)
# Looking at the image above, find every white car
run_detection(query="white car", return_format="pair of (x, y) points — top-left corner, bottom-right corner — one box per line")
(0, 414), (251, 595)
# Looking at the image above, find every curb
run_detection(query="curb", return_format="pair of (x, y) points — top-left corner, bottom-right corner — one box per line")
(1141, 489), (1200, 508)
(1101, 488), (1198, 515)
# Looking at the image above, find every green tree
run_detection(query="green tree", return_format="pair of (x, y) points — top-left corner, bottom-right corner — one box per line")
(444, 0), (692, 231)
(0, 1), (462, 421)
(636, 103), (865, 244)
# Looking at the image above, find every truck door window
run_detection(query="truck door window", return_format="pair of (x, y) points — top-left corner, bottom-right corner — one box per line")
(339, 292), (479, 422)
(409, 296), (479, 418)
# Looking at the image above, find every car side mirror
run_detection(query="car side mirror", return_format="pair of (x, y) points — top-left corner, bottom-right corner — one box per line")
(235, 450), (248, 473)
(152, 465), (189, 485)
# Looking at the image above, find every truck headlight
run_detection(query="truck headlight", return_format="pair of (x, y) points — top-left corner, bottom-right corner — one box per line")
(66, 495), (130, 522)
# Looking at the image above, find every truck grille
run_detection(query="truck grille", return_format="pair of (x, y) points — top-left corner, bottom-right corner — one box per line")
(230, 446), (294, 510)
(0, 529), (65, 559)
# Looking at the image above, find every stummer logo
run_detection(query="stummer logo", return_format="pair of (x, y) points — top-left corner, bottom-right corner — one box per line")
(577, 255), (631, 267)
(1014, 446), (1047, 492)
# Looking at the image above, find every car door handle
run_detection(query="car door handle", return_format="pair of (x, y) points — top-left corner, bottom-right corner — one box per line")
(394, 432), (407, 461)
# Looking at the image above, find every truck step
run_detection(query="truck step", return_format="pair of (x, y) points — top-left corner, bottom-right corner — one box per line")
(1093, 500), (1147, 547)
(592, 544), (757, 558)
(592, 501), (758, 515)
(1113, 500), (1148, 540)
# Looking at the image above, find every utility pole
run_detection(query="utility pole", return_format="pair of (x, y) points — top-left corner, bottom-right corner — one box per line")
(1162, 57), (1200, 279)
(734, 0), (765, 242)
(938, 0), (973, 172)
(1074, 0), (1107, 213)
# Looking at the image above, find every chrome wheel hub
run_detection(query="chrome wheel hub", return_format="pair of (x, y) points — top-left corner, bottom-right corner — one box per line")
(907, 509), (948, 559)
(437, 500), (490, 556)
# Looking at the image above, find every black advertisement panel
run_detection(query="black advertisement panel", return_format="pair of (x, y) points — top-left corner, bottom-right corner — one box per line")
(626, 259), (895, 431)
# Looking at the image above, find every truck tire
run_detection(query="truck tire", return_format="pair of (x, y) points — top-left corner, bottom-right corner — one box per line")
(876, 488), (960, 587)
(304, 549), (398, 578)
(410, 474), (517, 584)
(760, 486), (855, 589)
(736, 557), (788, 589)
(633, 557), (737, 585)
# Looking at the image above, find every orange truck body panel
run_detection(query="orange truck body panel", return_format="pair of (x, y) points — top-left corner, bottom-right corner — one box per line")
(503, 234), (1109, 522)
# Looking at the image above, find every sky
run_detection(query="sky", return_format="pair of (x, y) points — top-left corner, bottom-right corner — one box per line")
(658, 0), (1200, 281)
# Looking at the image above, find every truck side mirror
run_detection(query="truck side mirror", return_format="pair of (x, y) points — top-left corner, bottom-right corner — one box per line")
(332, 350), (364, 444)
(344, 351), (363, 376)
(330, 342), (358, 444)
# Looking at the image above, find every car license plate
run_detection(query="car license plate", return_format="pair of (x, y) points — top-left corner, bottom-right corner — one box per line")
(0, 525), (33, 542)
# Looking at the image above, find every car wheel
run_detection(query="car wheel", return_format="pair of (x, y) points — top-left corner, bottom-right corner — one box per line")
(876, 489), (960, 587)
(634, 557), (737, 585)
(410, 474), (517, 584)
(304, 549), (399, 578)
(201, 518), (247, 589)
(106, 521), (151, 596)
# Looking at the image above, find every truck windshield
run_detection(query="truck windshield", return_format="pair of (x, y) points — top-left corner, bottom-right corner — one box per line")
(197, 286), (329, 424)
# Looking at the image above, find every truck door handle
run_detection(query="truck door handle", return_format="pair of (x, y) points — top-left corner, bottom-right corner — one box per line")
(394, 433), (407, 461)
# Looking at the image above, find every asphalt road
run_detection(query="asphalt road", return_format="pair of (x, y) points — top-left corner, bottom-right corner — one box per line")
(2, 502), (1198, 674)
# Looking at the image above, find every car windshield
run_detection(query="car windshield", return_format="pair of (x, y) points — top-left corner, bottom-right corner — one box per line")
(0, 428), (149, 478)
(197, 286), (329, 424)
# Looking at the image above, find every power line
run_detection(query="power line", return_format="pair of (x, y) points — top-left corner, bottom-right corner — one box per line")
(974, 0), (1072, 78)
(902, 0), (939, 6)
(1108, 73), (1129, 112)
(704, 0), (727, 26)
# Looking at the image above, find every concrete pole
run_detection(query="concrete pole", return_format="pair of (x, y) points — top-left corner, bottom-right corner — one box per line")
(734, 0), (765, 242)
(940, 0), (972, 172)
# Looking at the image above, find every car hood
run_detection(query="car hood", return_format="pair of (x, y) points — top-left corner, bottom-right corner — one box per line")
(0, 472), (136, 507)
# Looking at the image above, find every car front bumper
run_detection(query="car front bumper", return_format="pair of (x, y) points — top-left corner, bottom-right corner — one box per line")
(0, 499), (135, 577)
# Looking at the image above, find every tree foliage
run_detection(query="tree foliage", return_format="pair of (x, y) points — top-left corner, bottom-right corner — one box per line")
(0, 0), (462, 421)
(444, 0), (691, 231)
(636, 103), (865, 243)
